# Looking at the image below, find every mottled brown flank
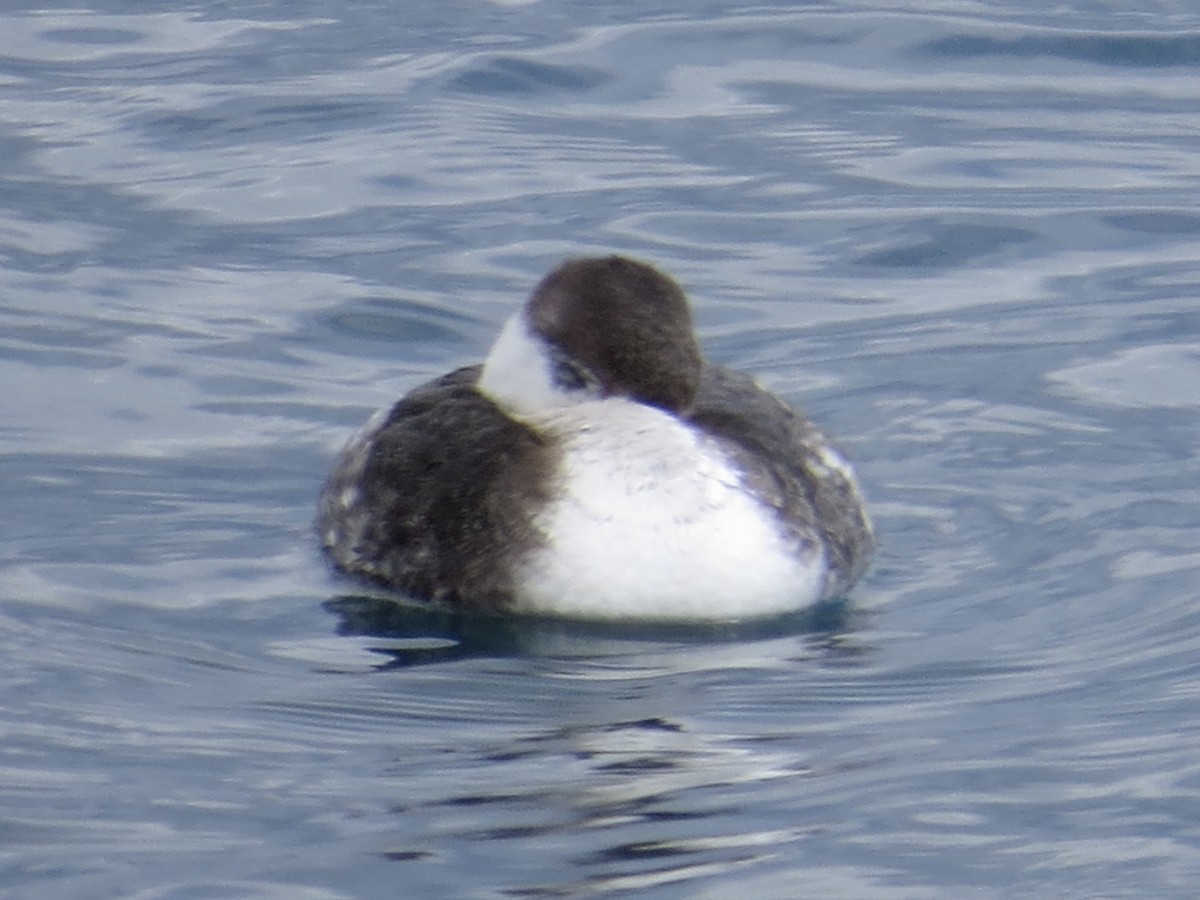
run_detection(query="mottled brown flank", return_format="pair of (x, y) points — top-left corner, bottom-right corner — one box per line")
(527, 256), (702, 413)
(687, 365), (875, 598)
(317, 365), (553, 609)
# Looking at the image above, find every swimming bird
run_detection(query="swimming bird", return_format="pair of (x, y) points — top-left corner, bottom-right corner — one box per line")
(318, 255), (872, 621)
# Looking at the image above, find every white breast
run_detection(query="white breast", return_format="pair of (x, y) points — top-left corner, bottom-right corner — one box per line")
(511, 399), (827, 621)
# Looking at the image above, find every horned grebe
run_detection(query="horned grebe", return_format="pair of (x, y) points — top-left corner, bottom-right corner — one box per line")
(318, 256), (872, 621)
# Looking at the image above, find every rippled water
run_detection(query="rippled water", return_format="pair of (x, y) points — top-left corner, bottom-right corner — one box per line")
(4, 0), (1200, 896)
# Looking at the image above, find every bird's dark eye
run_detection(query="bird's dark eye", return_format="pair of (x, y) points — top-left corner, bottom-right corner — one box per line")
(552, 357), (591, 391)
(548, 348), (597, 393)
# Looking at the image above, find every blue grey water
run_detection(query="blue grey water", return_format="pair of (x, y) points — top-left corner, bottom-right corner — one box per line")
(2, 0), (1199, 896)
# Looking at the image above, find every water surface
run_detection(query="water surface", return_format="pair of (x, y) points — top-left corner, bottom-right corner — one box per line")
(3, 0), (1200, 897)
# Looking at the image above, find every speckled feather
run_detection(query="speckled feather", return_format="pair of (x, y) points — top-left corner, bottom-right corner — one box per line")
(317, 365), (550, 608)
(688, 365), (874, 600)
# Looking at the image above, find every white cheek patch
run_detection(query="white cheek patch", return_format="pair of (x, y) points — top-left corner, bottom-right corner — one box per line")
(478, 314), (566, 418)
